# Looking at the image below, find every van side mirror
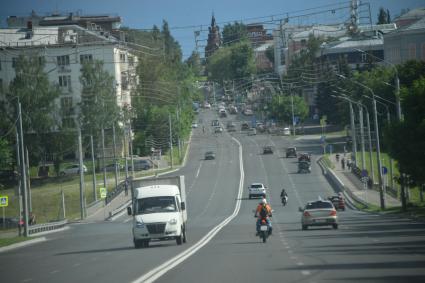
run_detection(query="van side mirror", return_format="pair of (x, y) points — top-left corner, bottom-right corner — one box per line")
(127, 206), (132, 216)
(181, 202), (186, 211)
(298, 207), (304, 212)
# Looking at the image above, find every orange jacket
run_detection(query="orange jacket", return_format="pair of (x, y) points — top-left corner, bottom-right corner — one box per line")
(255, 203), (272, 218)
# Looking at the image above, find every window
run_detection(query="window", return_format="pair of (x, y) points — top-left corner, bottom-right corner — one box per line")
(408, 44), (416, 60)
(61, 118), (75, 128)
(128, 56), (134, 66)
(361, 53), (367, 62)
(80, 54), (93, 64)
(57, 55), (70, 66)
(58, 75), (72, 91)
(0, 59), (2, 70)
(121, 73), (128, 90)
(60, 97), (73, 115)
(12, 57), (18, 68)
(119, 53), (126, 62)
(0, 78), (3, 93)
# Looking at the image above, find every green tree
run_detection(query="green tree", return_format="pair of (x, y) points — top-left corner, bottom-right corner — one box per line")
(386, 77), (425, 196)
(265, 45), (274, 66)
(6, 54), (60, 165)
(397, 60), (425, 87)
(79, 60), (120, 134)
(185, 51), (202, 76)
(207, 40), (256, 82)
(222, 22), (247, 45)
(268, 93), (308, 124)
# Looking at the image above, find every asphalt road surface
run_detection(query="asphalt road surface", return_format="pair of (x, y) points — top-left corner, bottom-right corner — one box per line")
(1, 108), (425, 283)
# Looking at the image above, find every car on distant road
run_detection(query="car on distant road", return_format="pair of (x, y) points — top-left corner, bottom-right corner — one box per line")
(299, 199), (338, 230)
(60, 164), (88, 176)
(328, 194), (346, 211)
(192, 122), (198, 128)
(263, 146), (273, 154)
(203, 102), (211, 109)
(241, 122), (250, 131)
(286, 147), (297, 158)
(214, 126), (223, 133)
(212, 120), (220, 127)
(204, 151), (216, 160)
(248, 183), (267, 199)
(283, 127), (291, 136)
(248, 128), (256, 136)
(129, 159), (152, 171)
(102, 163), (124, 172)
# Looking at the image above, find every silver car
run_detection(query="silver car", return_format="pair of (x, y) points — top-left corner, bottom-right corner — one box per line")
(299, 199), (338, 230)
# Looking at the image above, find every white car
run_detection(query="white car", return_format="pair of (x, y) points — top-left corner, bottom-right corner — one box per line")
(248, 183), (267, 199)
(191, 122), (198, 128)
(203, 102), (211, 109)
(60, 164), (88, 176)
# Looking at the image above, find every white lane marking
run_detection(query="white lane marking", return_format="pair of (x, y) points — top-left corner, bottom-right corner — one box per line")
(301, 270), (311, 276)
(132, 136), (245, 283)
(297, 262), (304, 266)
(290, 256), (297, 260)
(73, 263), (81, 267)
(21, 278), (33, 282)
(50, 270), (59, 274)
(195, 162), (202, 179)
(188, 161), (203, 194)
(288, 250), (293, 254)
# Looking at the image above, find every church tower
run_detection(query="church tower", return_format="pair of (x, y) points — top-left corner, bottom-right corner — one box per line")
(205, 13), (221, 58)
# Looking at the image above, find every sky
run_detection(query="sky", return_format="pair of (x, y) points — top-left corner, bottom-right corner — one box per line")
(1, 0), (424, 59)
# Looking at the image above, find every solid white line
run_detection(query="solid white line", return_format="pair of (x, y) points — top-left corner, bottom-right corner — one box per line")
(131, 137), (245, 283)
(301, 270), (311, 276)
(49, 270), (59, 274)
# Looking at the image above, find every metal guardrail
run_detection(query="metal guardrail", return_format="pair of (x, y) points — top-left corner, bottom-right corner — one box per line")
(28, 219), (68, 235)
(105, 179), (128, 205)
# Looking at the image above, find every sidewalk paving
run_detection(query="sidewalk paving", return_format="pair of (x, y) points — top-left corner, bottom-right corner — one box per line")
(328, 153), (401, 208)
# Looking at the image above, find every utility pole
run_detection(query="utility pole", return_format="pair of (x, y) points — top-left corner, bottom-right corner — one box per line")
(25, 147), (32, 213)
(290, 84), (295, 136)
(112, 124), (118, 190)
(169, 113), (173, 168)
(349, 101), (358, 167)
(15, 129), (23, 235)
(128, 121), (135, 178)
(358, 106), (366, 170)
(101, 128), (107, 189)
(77, 126), (85, 220)
(18, 102), (29, 236)
(90, 135), (97, 201)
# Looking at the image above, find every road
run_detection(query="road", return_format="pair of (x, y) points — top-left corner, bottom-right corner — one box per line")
(1, 108), (425, 283)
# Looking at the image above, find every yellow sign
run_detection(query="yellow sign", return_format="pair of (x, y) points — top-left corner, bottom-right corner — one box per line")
(99, 187), (107, 199)
(0, 196), (8, 207)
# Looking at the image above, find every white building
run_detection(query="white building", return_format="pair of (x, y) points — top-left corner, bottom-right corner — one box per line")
(0, 24), (137, 128)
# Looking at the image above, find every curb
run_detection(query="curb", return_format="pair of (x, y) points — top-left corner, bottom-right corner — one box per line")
(0, 236), (47, 253)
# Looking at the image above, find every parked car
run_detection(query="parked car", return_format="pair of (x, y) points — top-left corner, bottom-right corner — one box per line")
(227, 124), (236, 132)
(286, 147), (297, 158)
(60, 164), (88, 176)
(328, 194), (346, 211)
(299, 199), (338, 230)
(263, 146), (273, 154)
(212, 120), (220, 127)
(129, 159), (152, 171)
(204, 151), (215, 160)
(283, 127), (291, 136)
(248, 183), (267, 199)
(191, 122), (198, 128)
(0, 217), (19, 229)
(203, 102), (211, 109)
(102, 163), (124, 172)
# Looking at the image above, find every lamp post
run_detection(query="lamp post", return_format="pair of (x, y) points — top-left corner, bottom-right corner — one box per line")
(338, 74), (385, 209)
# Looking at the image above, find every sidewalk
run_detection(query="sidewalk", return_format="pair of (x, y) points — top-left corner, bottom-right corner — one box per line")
(328, 153), (401, 208)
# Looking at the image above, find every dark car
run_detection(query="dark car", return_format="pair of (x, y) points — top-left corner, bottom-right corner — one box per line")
(298, 161), (311, 173)
(205, 151), (215, 160)
(241, 122), (250, 131)
(263, 146), (273, 154)
(286, 147), (297, 158)
(328, 195), (346, 211)
(298, 153), (311, 162)
(129, 159), (152, 171)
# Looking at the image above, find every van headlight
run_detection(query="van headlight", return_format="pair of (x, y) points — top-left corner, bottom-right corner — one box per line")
(136, 220), (145, 228)
(169, 218), (177, 225)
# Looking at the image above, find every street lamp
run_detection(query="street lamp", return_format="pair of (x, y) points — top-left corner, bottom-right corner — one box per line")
(337, 74), (386, 209)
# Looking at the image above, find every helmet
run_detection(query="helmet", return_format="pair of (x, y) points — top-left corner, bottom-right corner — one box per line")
(261, 198), (267, 205)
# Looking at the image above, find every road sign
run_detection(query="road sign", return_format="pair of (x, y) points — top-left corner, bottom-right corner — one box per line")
(361, 176), (369, 184)
(0, 196), (8, 207)
(320, 135), (326, 143)
(381, 166), (388, 175)
(361, 170), (368, 177)
(99, 187), (107, 199)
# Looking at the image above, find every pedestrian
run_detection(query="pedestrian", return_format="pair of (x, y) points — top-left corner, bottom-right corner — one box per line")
(341, 158), (345, 170)
(347, 159), (352, 170)
(29, 212), (36, 225)
(336, 154), (340, 162)
(124, 178), (129, 196)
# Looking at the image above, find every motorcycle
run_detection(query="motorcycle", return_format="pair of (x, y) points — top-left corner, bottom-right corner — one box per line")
(258, 217), (272, 243)
(281, 195), (288, 206)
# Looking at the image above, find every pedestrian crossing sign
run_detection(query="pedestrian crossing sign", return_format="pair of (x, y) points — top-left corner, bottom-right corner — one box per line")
(0, 196), (8, 207)
(100, 188), (107, 199)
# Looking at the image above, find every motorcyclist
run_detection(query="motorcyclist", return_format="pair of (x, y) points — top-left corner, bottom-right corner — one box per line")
(280, 188), (288, 204)
(255, 198), (272, 235)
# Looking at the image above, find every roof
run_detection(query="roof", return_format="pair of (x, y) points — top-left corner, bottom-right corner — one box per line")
(135, 185), (180, 198)
(394, 7), (425, 21)
(400, 16), (425, 31)
(291, 25), (346, 40)
(321, 37), (383, 54)
(254, 42), (273, 52)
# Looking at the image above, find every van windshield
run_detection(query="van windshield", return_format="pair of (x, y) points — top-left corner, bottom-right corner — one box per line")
(136, 196), (177, 214)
